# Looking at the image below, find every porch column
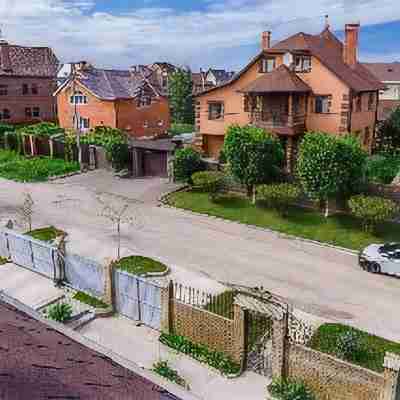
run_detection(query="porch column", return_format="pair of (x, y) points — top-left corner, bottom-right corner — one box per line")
(288, 94), (293, 126)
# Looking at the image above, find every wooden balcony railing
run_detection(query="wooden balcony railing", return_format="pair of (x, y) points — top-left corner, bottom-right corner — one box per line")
(251, 111), (306, 128)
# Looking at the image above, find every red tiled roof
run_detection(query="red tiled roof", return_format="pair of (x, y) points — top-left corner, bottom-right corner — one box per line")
(0, 42), (59, 77)
(196, 27), (384, 96)
(0, 300), (181, 400)
(239, 64), (311, 93)
(362, 62), (400, 82)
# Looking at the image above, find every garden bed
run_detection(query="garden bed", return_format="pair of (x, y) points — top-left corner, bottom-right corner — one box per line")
(0, 155), (79, 182)
(153, 361), (188, 389)
(309, 323), (400, 373)
(26, 226), (65, 242)
(167, 191), (400, 251)
(72, 291), (109, 309)
(114, 256), (168, 276)
(0, 257), (8, 265)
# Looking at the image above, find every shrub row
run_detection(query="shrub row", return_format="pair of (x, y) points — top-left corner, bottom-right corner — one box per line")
(159, 332), (240, 375)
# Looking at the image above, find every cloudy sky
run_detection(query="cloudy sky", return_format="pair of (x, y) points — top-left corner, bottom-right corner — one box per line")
(0, 0), (399, 71)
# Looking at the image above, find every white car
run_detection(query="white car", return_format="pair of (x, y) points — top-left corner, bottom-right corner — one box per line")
(359, 243), (400, 275)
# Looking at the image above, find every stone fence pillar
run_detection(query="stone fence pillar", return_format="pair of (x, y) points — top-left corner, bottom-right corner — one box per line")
(382, 352), (400, 400)
(271, 313), (288, 379)
(160, 280), (173, 333)
(233, 304), (245, 366)
(103, 259), (115, 309)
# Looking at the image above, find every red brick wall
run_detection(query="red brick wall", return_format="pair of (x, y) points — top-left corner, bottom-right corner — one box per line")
(115, 96), (171, 138)
(0, 76), (56, 124)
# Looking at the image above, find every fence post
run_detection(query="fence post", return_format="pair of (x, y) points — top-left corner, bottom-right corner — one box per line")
(160, 280), (173, 333)
(271, 312), (288, 380)
(233, 303), (246, 367)
(382, 352), (400, 400)
(103, 259), (115, 309)
(29, 135), (36, 157)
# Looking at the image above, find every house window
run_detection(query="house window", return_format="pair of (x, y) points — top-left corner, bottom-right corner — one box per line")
(138, 96), (152, 108)
(355, 94), (362, 112)
(368, 93), (375, 111)
(22, 84), (29, 95)
(294, 56), (312, 72)
(32, 107), (40, 118)
(315, 96), (330, 113)
(25, 108), (32, 118)
(70, 91), (88, 105)
(260, 58), (276, 73)
(0, 109), (10, 120)
(31, 83), (39, 95)
(208, 102), (224, 120)
(0, 85), (8, 96)
(73, 116), (90, 130)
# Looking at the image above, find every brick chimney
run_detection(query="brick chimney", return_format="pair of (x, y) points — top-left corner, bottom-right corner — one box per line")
(343, 23), (360, 66)
(261, 31), (271, 51)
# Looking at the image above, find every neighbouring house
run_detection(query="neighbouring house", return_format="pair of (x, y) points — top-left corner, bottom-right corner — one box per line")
(57, 62), (73, 86)
(148, 62), (179, 94)
(0, 297), (182, 400)
(192, 70), (215, 95)
(55, 62), (170, 138)
(204, 68), (235, 86)
(363, 62), (400, 121)
(194, 23), (384, 166)
(0, 37), (59, 124)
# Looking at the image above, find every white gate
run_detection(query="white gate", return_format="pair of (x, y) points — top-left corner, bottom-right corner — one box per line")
(113, 269), (162, 330)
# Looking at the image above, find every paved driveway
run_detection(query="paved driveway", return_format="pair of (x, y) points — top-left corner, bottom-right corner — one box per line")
(1, 176), (400, 342)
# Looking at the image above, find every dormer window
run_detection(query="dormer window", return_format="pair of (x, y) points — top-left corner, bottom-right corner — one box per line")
(295, 56), (311, 72)
(70, 91), (88, 105)
(260, 57), (276, 73)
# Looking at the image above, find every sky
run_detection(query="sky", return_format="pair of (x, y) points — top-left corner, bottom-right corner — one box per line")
(0, 0), (399, 71)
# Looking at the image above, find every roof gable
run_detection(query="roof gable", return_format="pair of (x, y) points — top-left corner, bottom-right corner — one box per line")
(362, 62), (400, 82)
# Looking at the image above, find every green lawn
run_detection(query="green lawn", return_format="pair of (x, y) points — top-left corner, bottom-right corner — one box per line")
(26, 226), (65, 242)
(309, 323), (400, 373)
(73, 291), (109, 309)
(168, 191), (400, 251)
(114, 255), (168, 276)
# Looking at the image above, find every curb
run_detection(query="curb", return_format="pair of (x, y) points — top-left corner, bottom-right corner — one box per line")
(159, 192), (359, 257)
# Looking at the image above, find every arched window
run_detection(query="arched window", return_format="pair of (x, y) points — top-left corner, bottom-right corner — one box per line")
(70, 91), (88, 105)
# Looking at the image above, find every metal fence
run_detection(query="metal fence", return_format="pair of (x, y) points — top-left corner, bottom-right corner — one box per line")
(0, 229), (60, 280)
(64, 253), (105, 298)
(114, 269), (163, 330)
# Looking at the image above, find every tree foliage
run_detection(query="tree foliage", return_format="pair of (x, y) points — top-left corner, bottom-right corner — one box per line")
(223, 124), (284, 201)
(366, 154), (400, 184)
(168, 68), (194, 124)
(348, 194), (398, 233)
(258, 183), (301, 216)
(19, 122), (64, 137)
(297, 132), (367, 216)
(173, 147), (204, 182)
(375, 107), (400, 154)
(191, 170), (225, 201)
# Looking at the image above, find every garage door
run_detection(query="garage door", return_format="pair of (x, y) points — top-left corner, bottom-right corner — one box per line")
(143, 150), (167, 177)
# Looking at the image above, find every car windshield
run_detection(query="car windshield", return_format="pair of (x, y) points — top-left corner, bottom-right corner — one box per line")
(379, 243), (400, 259)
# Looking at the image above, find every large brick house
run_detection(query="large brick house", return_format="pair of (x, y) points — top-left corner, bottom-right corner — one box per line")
(0, 38), (59, 124)
(363, 62), (400, 121)
(55, 62), (170, 138)
(194, 23), (384, 166)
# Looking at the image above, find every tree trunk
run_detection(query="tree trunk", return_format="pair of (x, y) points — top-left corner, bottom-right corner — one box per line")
(324, 199), (330, 218)
(252, 186), (256, 205)
(246, 185), (252, 198)
(117, 222), (121, 260)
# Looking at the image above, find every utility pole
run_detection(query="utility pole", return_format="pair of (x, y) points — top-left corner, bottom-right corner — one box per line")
(71, 63), (83, 170)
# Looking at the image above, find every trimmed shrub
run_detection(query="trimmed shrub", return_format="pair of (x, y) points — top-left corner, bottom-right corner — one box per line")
(46, 303), (73, 323)
(191, 171), (225, 200)
(0, 150), (22, 164)
(258, 183), (301, 216)
(366, 154), (400, 184)
(19, 122), (64, 137)
(174, 147), (204, 183)
(269, 378), (315, 400)
(348, 195), (398, 233)
(168, 123), (195, 136)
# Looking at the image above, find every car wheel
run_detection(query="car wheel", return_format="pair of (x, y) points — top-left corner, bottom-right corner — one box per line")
(368, 262), (381, 274)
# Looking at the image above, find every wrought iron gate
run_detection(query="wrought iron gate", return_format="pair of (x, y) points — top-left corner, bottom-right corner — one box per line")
(245, 310), (273, 376)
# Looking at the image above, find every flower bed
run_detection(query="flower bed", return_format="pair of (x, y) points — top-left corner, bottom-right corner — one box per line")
(159, 332), (240, 375)
(114, 256), (168, 276)
(26, 226), (65, 242)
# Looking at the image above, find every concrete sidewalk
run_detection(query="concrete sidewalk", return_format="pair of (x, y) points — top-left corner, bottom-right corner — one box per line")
(0, 263), (63, 309)
(79, 315), (270, 400)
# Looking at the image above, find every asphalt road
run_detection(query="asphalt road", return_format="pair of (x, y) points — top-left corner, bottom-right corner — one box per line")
(1, 171), (400, 342)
